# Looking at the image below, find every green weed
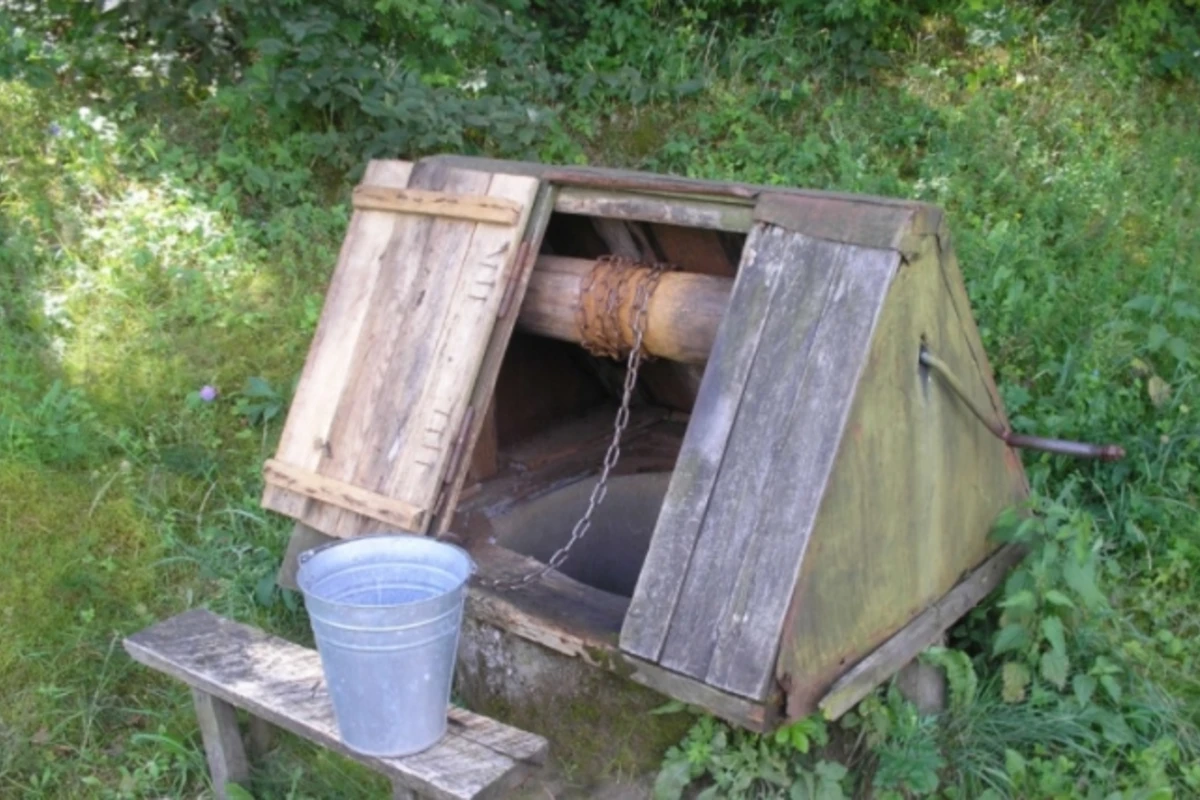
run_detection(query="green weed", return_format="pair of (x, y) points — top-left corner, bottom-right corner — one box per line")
(2, 0), (1199, 797)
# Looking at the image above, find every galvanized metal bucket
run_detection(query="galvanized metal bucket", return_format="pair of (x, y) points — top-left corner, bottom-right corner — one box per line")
(296, 532), (475, 757)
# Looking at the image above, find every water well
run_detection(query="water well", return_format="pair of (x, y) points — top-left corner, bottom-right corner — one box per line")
(266, 155), (1122, 739)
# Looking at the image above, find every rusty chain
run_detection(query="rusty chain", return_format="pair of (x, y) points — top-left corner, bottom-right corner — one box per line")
(477, 260), (664, 590)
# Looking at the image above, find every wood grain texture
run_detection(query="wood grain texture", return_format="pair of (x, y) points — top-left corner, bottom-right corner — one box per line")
(192, 689), (251, 800)
(262, 159), (413, 520)
(660, 236), (899, 700)
(652, 224), (738, 277)
(353, 185), (522, 225)
(516, 255), (731, 365)
(467, 543), (627, 664)
(555, 186), (754, 233)
(264, 161), (539, 538)
(422, 154), (937, 213)
(465, 543), (775, 732)
(619, 224), (790, 662)
(124, 610), (547, 800)
(776, 231), (1029, 718)
(429, 184), (556, 536)
(620, 655), (779, 733)
(262, 459), (424, 531)
(817, 544), (1026, 720)
(752, 192), (935, 253)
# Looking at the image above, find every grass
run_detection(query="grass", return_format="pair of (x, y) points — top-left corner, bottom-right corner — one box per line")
(1, 4), (1199, 797)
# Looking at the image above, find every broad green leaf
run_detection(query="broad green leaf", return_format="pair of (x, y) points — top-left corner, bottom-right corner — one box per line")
(1043, 590), (1076, 609)
(1167, 336), (1191, 363)
(649, 700), (689, 715)
(1073, 673), (1096, 705)
(224, 785), (256, 800)
(1040, 648), (1069, 689)
(1041, 616), (1067, 654)
(993, 623), (1031, 656)
(1147, 323), (1170, 351)
(1000, 588), (1036, 612)
(1062, 558), (1107, 608)
(1004, 748), (1027, 779)
(653, 759), (692, 800)
(1100, 674), (1123, 703)
(1002, 662), (1030, 703)
(1124, 294), (1157, 313)
(1172, 300), (1200, 320)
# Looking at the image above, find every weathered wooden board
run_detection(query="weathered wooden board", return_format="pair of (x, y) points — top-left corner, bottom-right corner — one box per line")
(619, 224), (790, 663)
(262, 160), (540, 537)
(656, 235), (899, 699)
(775, 230), (1028, 717)
(261, 159), (414, 522)
(555, 186), (754, 233)
(352, 185), (523, 225)
(652, 223), (738, 277)
(817, 543), (1027, 720)
(192, 688), (250, 800)
(429, 183), (556, 534)
(125, 610), (547, 800)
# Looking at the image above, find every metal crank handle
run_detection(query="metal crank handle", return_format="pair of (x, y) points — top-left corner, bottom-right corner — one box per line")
(919, 347), (1125, 461)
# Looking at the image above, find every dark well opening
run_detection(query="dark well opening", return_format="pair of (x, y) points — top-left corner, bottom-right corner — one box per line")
(486, 472), (672, 597)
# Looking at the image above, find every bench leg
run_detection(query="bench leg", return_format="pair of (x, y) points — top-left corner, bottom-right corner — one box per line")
(247, 715), (275, 761)
(192, 688), (251, 800)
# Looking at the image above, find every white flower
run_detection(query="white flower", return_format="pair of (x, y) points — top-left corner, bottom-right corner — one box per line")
(458, 70), (488, 93)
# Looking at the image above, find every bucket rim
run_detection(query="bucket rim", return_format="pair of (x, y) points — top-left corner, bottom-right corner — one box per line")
(296, 531), (475, 611)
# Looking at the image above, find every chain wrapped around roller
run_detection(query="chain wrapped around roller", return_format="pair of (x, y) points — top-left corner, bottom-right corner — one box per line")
(477, 257), (671, 591)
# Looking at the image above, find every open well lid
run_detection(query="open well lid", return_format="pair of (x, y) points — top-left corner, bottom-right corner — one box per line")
(261, 159), (542, 538)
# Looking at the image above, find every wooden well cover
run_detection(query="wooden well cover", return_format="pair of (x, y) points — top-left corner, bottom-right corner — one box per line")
(261, 160), (542, 538)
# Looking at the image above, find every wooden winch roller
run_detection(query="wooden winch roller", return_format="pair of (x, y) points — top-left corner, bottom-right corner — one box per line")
(264, 156), (1124, 733)
(517, 256), (729, 365)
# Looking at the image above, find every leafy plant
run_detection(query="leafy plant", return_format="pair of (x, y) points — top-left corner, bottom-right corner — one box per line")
(655, 715), (848, 800)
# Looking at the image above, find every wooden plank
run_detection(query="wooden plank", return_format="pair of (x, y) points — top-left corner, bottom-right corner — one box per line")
(468, 543), (627, 665)
(192, 689), (250, 800)
(378, 173), (540, 509)
(466, 544), (775, 730)
(618, 224), (790, 661)
(700, 242), (898, 700)
(466, 400), (499, 483)
(124, 610), (547, 800)
(309, 162), (490, 535)
(652, 224), (738, 277)
(422, 154), (938, 214)
(555, 187), (754, 233)
(279, 162), (539, 538)
(817, 544), (1026, 720)
(276, 523), (333, 592)
(262, 159), (413, 520)
(263, 459), (424, 531)
(620, 655), (779, 733)
(753, 193), (936, 253)
(353, 185), (522, 225)
(775, 232), (1028, 719)
(656, 232), (859, 686)
(429, 183), (555, 536)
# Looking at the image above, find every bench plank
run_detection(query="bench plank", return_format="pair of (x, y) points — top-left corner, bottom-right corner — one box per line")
(124, 609), (546, 800)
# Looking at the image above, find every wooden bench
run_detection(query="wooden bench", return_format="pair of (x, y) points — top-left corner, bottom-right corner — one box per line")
(124, 609), (547, 800)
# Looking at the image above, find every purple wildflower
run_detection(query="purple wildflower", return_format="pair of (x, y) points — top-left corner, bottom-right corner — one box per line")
(198, 385), (218, 403)
(48, 122), (61, 137)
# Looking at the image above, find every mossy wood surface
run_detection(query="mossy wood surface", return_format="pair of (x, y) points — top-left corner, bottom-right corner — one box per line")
(777, 220), (1028, 718)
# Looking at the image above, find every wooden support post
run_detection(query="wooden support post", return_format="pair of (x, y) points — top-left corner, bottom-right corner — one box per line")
(247, 716), (275, 761)
(192, 688), (250, 800)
